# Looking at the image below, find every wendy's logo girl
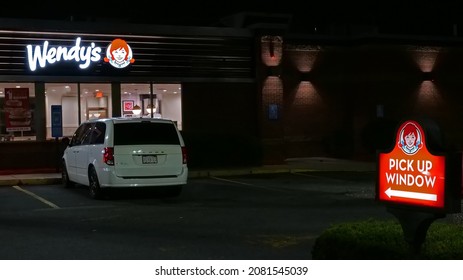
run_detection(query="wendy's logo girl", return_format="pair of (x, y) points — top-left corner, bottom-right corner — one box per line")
(398, 122), (423, 155)
(104, 38), (135, 69)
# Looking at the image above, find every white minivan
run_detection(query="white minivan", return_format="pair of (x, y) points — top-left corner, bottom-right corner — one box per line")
(62, 117), (188, 199)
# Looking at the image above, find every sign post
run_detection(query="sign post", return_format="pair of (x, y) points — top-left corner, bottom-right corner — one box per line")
(376, 118), (461, 254)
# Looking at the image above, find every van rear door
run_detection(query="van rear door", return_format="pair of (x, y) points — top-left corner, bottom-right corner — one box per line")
(112, 120), (184, 177)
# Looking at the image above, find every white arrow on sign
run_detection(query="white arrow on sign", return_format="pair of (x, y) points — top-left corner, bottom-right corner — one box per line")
(385, 187), (437, 201)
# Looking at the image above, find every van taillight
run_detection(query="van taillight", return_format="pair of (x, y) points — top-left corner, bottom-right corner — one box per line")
(103, 147), (114, 165)
(182, 146), (187, 164)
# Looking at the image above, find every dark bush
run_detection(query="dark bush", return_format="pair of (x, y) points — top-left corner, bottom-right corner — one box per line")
(312, 219), (463, 259)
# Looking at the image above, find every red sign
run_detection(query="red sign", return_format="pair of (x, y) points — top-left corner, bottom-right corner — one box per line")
(122, 100), (134, 112)
(378, 120), (446, 208)
(4, 88), (31, 132)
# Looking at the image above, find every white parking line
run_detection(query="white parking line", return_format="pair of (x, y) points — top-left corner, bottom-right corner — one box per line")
(210, 176), (291, 193)
(210, 176), (254, 186)
(12, 185), (60, 209)
(291, 171), (350, 182)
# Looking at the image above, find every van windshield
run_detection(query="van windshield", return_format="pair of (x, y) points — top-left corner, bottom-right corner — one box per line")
(114, 122), (181, 145)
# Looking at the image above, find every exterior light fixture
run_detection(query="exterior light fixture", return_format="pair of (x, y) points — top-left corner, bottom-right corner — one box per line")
(422, 72), (433, 81)
(132, 104), (142, 115)
(300, 71), (311, 81)
(95, 91), (103, 98)
(267, 66), (281, 77)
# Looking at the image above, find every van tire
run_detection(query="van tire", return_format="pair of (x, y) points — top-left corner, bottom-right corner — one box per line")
(89, 167), (104, 200)
(61, 160), (74, 188)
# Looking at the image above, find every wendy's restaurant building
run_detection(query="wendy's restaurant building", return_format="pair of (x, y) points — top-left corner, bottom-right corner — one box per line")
(2, 15), (463, 172)
(0, 17), (260, 172)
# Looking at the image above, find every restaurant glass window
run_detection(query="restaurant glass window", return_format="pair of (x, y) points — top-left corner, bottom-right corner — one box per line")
(121, 83), (182, 130)
(45, 83), (112, 139)
(45, 83), (78, 139)
(80, 83), (112, 122)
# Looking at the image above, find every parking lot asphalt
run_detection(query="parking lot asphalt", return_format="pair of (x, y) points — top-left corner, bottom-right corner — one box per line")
(0, 157), (376, 186)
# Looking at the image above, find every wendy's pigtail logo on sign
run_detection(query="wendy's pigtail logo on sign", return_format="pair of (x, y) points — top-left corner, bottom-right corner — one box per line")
(104, 38), (135, 69)
(398, 122), (423, 155)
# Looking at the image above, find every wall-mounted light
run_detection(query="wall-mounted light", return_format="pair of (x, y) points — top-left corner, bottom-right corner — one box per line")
(300, 71), (311, 81)
(95, 91), (103, 98)
(132, 104), (141, 115)
(422, 72), (433, 81)
(267, 66), (281, 77)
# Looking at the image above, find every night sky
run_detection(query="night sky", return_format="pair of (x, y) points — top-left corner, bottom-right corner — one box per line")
(1, 1), (462, 36)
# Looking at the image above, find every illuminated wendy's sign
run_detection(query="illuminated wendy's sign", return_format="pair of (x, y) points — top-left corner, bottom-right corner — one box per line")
(26, 37), (102, 71)
(377, 120), (446, 208)
(26, 37), (135, 71)
(103, 38), (135, 69)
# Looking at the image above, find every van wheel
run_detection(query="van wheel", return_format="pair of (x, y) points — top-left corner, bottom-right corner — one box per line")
(89, 167), (104, 200)
(61, 161), (74, 188)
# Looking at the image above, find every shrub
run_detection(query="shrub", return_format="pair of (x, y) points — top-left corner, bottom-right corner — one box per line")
(311, 219), (463, 259)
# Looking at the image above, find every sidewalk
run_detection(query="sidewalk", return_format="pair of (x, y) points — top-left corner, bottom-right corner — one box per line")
(0, 157), (376, 186)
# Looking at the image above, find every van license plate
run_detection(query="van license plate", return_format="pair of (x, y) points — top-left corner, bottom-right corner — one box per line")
(142, 155), (157, 164)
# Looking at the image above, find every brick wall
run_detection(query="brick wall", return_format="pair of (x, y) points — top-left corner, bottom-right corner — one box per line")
(259, 36), (463, 162)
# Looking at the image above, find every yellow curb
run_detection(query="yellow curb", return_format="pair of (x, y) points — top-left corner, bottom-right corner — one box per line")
(0, 179), (20, 186)
(18, 178), (62, 185)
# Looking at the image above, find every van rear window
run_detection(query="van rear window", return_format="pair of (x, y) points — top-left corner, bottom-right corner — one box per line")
(114, 122), (180, 145)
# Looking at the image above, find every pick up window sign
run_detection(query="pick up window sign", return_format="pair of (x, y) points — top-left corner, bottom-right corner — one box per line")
(378, 120), (446, 208)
